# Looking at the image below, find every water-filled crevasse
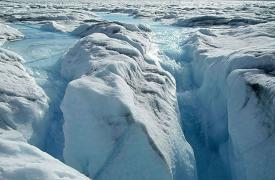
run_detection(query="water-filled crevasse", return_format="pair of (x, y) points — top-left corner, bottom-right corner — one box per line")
(3, 23), (78, 160)
(4, 14), (229, 179)
(96, 12), (231, 180)
(155, 25), (231, 180)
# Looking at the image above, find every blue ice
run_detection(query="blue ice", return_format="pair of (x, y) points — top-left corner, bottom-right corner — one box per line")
(4, 23), (78, 160)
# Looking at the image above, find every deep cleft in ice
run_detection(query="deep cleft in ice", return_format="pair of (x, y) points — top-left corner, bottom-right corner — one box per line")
(179, 22), (275, 180)
(60, 22), (196, 180)
(1, 1), (275, 179)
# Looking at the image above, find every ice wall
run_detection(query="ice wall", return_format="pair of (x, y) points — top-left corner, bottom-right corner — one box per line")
(61, 22), (196, 180)
(180, 22), (275, 180)
(0, 47), (48, 146)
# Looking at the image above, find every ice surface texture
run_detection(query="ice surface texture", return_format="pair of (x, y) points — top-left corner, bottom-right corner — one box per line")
(1, 0), (275, 180)
(0, 36), (90, 179)
(40, 21), (68, 32)
(0, 133), (89, 180)
(89, 1), (275, 27)
(61, 22), (196, 180)
(0, 23), (23, 45)
(180, 22), (275, 180)
(0, 47), (48, 146)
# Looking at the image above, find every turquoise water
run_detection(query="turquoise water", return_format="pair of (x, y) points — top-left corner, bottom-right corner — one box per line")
(97, 12), (193, 61)
(4, 23), (78, 160)
(96, 12), (197, 95)
(96, 12), (228, 180)
(4, 24), (78, 81)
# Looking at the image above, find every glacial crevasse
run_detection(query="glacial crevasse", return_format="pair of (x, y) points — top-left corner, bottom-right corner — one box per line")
(61, 22), (196, 180)
(180, 22), (275, 180)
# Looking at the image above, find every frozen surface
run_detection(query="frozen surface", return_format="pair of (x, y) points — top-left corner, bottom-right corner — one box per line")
(61, 22), (196, 180)
(0, 132), (90, 180)
(0, 0), (275, 180)
(91, 0), (275, 28)
(0, 47), (89, 180)
(0, 23), (24, 45)
(3, 23), (78, 159)
(95, 8), (275, 180)
(40, 21), (69, 32)
(179, 22), (275, 180)
(0, 47), (48, 147)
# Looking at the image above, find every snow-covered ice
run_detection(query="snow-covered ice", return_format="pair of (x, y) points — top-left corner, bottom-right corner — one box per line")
(40, 21), (68, 32)
(0, 132), (90, 180)
(179, 21), (275, 180)
(3, 23), (78, 159)
(0, 47), (48, 146)
(0, 0), (275, 180)
(61, 22), (196, 180)
(0, 23), (24, 45)
(0, 46), (89, 180)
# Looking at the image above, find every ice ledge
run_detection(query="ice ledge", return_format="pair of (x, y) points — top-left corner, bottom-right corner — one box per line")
(0, 46), (90, 180)
(0, 47), (48, 146)
(180, 22), (275, 180)
(61, 22), (196, 180)
(0, 23), (24, 46)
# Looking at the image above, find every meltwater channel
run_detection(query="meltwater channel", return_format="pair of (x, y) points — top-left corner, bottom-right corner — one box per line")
(4, 12), (228, 180)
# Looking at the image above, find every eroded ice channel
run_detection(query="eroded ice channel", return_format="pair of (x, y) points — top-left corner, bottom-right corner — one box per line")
(3, 10), (275, 180)
(96, 12), (196, 91)
(3, 15), (192, 162)
(3, 24), (78, 159)
(2, 16), (198, 180)
(2, 13), (213, 180)
(96, 12), (216, 180)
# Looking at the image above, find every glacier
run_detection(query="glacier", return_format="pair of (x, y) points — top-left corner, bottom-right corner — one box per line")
(61, 22), (196, 180)
(0, 0), (275, 180)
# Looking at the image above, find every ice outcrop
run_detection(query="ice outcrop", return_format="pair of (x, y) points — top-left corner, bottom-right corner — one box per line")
(0, 48), (48, 146)
(0, 23), (24, 45)
(173, 16), (266, 27)
(0, 47), (90, 180)
(0, 130), (89, 180)
(61, 22), (196, 180)
(180, 22), (275, 180)
(40, 21), (68, 32)
(138, 24), (152, 32)
(0, 1), (99, 24)
(89, 1), (275, 27)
